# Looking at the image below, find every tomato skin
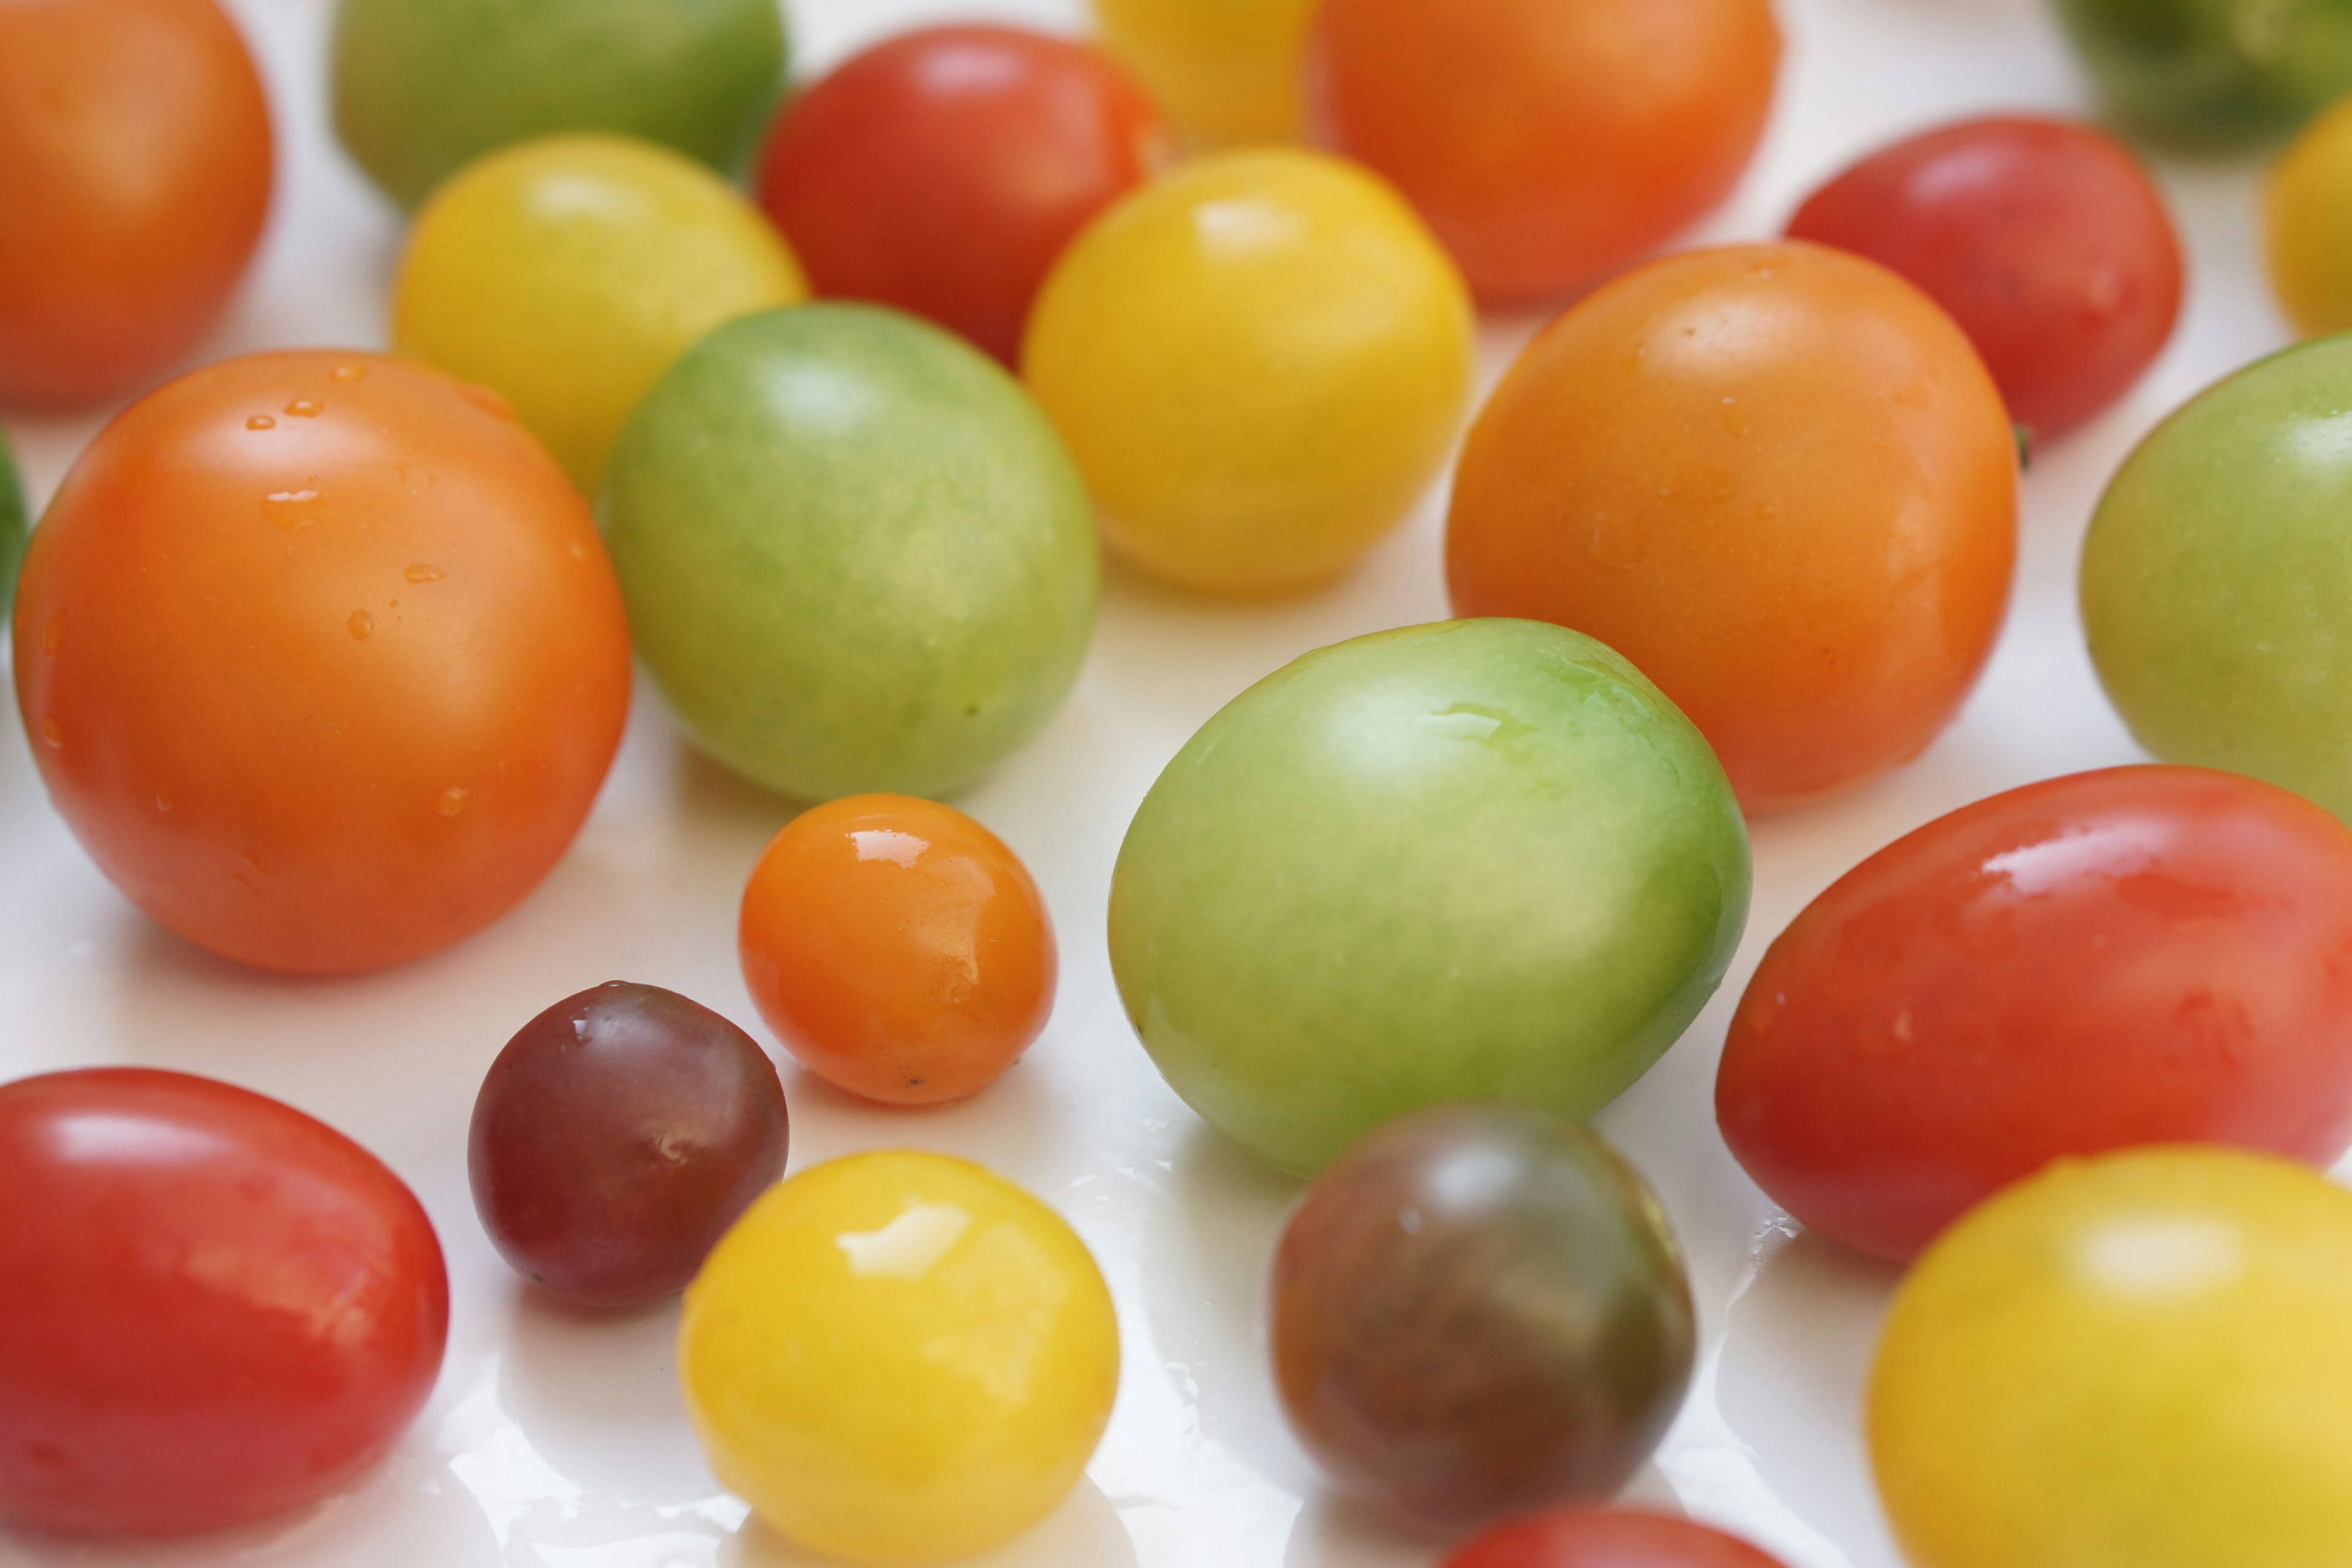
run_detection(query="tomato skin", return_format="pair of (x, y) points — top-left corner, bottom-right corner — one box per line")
(1308, 0), (1781, 304)
(758, 26), (1167, 368)
(12, 351), (633, 975)
(1090, 0), (1317, 148)
(0, 1068), (448, 1537)
(1787, 116), (2183, 442)
(1718, 766), (2352, 1264)
(0, 434), (24, 624)
(0, 0), (273, 411)
(2052, 0), (2352, 150)
(2267, 94), (2352, 338)
(1444, 1510), (1791, 1568)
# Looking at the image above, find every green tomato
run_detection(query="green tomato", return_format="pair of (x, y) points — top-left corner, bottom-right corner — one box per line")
(604, 304), (1098, 803)
(2052, 0), (2352, 149)
(0, 431), (23, 623)
(1109, 618), (1752, 1177)
(331, 0), (787, 209)
(2082, 336), (2352, 824)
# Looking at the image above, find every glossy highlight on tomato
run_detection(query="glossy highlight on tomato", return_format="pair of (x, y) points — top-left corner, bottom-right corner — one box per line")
(1719, 766), (2352, 1264)
(1448, 242), (2019, 812)
(0, 0), (273, 410)
(1445, 1509), (1792, 1568)
(0, 1068), (448, 1537)
(12, 351), (633, 974)
(1091, 0), (1317, 148)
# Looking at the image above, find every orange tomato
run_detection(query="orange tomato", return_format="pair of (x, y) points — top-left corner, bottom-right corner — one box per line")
(739, 796), (1056, 1106)
(1447, 243), (2018, 813)
(1309, 0), (1781, 305)
(0, 0), (273, 410)
(12, 352), (632, 974)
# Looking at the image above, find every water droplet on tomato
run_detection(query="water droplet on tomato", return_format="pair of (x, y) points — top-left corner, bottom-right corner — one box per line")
(284, 399), (323, 418)
(437, 787), (470, 818)
(39, 717), (63, 750)
(331, 364), (368, 383)
(349, 611), (374, 641)
(405, 563), (447, 584)
(247, 415), (276, 431)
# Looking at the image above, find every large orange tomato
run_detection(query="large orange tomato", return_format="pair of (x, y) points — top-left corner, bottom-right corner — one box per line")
(12, 352), (633, 974)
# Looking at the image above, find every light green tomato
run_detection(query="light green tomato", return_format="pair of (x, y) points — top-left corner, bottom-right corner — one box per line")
(604, 304), (1098, 804)
(1, 431), (23, 622)
(2052, 0), (2352, 149)
(1109, 618), (1752, 1177)
(2082, 336), (2352, 824)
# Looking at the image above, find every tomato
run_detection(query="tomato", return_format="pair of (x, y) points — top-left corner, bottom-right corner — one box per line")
(1091, 0), (1317, 148)
(1447, 243), (2019, 813)
(758, 26), (1167, 368)
(1308, 0), (1781, 305)
(0, 0), (271, 411)
(1024, 149), (1473, 597)
(1719, 766), (2352, 1264)
(679, 1151), (1118, 1565)
(2052, 0), (2352, 149)
(393, 134), (806, 493)
(1787, 116), (2183, 443)
(0, 1068), (448, 1537)
(1444, 1510), (1792, 1568)
(470, 982), (788, 1308)
(2082, 336), (2352, 824)
(331, 0), (786, 210)
(740, 795), (1056, 1107)
(1110, 619), (1749, 1177)
(1, 433), (24, 624)
(1870, 1147), (2352, 1568)
(605, 304), (1096, 803)
(2267, 92), (2352, 337)
(11, 351), (632, 974)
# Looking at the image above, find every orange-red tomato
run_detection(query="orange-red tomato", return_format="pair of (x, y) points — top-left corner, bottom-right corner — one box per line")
(739, 795), (1056, 1106)
(1308, 0), (1781, 305)
(1448, 243), (2018, 813)
(12, 352), (632, 974)
(0, 0), (273, 410)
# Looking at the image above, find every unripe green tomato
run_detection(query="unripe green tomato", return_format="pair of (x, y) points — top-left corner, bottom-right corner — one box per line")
(604, 304), (1098, 804)
(1109, 618), (1752, 1177)
(2052, 0), (2352, 149)
(331, 0), (788, 209)
(0, 432), (24, 622)
(2082, 336), (2352, 824)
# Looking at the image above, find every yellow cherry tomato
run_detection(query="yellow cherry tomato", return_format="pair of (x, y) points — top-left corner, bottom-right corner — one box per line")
(393, 133), (805, 491)
(1023, 148), (1472, 597)
(2269, 94), (2352, 339)
(1870, 1146), (2352, 1568)
(678, 1152), (1119, 1566)
(1091, 0), (1316, 147)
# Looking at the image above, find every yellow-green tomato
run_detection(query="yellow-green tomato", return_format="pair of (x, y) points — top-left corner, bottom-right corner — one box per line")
(392, 133), (805, 492)
(1023, 148), (1474, 597)
(679, 1152), (1119, 1566)
(1091, 0), (1317, 146)
(1871, 1146), (2352, 1568)
(2269, 93), (2352, 337)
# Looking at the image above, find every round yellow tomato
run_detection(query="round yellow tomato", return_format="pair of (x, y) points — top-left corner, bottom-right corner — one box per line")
(1870, 1146), (2352, 1568)
(1023, 148), (1472, 597)
(2268, 94), (2352, 339)
(678, 1152), (1119, 1566)
(392, 133), (805, 492)
(1091, 0), (1317, 147)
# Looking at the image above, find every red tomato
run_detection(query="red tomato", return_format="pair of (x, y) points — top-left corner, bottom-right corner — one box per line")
(1717, 766), (2352, 1264)
(1446, 1510), (1791, 1568)
(0, 1068), (448, 1537)
(1786, 115), (2183, 443)
(1308, 0), (1781, 305)
(758, 24), (1169, 366)
(0, 0), (273, 411)
(11, 352), (633, 974)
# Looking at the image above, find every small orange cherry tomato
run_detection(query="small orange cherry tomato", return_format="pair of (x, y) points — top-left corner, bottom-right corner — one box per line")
(739, 795), (1056, 1106)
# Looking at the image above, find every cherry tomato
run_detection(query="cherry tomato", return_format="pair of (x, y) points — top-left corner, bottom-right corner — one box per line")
(758, 26), (1167, 368)
(1091, 0), (1317, 148)
(1447, 242), (2018, 813)
(0, 1068), (448, 1537)
(11, 352), (633, 974)
(2267, 92), (2352, 338)
(1871, 1147), (2352, 1568)
(0, 0), (272, 411)
(1308, 0), (1781, 305)
(2052, 0), (2352, 149)
(739, 795), (1055, 1107)
(470, 982), (788, 1308)
(1, 433), (24, 623)
(1719, 766), (2352, 1263)
(1787, 116), (2183, 443)
(1445, 1510), (1792, 1568)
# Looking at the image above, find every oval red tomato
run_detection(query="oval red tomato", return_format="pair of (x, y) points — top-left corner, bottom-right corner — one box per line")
(1717, 765), (2352, 1263)
(0, 1068), (448, 1536)
(1445, 1509), (1791, 1568)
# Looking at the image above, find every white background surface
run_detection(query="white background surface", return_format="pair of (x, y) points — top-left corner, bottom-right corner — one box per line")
(0, 1), (2301, 1565)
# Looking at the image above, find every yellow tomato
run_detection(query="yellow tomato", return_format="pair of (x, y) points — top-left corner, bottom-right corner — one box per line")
(392, 133), (805, 492)
(1023, 149), (1472, 597)
(2269, 95), (2352, 338)
(1092, 0), (1316, 147)
(1870, 1147), (2352, 1568)
(678, 1152), (1119, 1566)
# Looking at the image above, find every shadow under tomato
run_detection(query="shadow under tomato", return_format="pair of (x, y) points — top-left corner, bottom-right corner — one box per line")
(497, 1284), (719, 1508)
(722, 1474), (1138, 1568)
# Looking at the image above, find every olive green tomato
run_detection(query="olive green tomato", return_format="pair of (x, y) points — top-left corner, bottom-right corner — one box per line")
(2052, 0), (2352, 149)
(331, 0), (787, 209)
(2082, 336), (2352, 824)
(1, 431), (24, 622)
(603, 304), (1098, 804)
(1109, 618), (1752, 1177)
